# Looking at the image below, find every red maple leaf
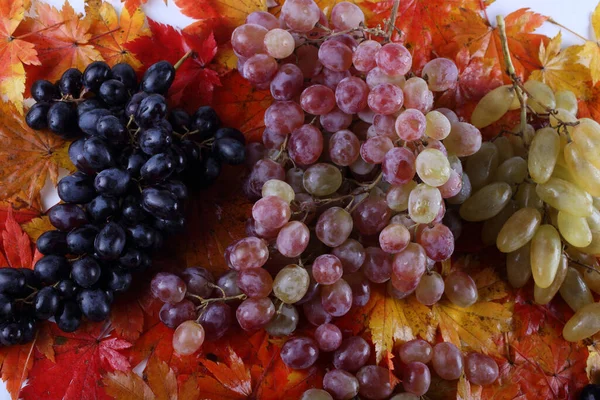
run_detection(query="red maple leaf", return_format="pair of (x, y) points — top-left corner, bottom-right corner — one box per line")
(125, 19), (221, 112)
(20, 324), (131, 400)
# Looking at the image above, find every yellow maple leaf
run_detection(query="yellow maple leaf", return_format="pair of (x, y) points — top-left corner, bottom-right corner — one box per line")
(580, 2), (600, 85)
(86, 1), (149, 70)
(529, 31), (592, 99)
(457, 373), (482, 400)
(21, 216), (53, 242)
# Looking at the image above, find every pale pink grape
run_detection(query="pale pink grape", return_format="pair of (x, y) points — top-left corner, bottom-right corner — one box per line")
(335, 76), (369, 114)
(300, 84), (336, 115)
(421, 58), (459, 91)
(252, 195), (291, 230)
(172, 321), (205, 356)
(288, 124), (324, 165)
(281, 0), (321, 32)
(382, 147), (416, 185)
(391, 243), (427, 292)
(362, 247), (393, 283)
(376, 43), (412, 76)
(312, 254), (344, 284)
(395, 109), (426, 141)
(232, 24), (267, 58)
(318, 40), (353, 72)
(353, 40), (381, 72)
(322, 68), (351, 90)
(329, 129), (360, 166)
(320, 108), (353, 132)
(417, 223), (454, 261)
(366, 67), (406, 89)
(379, 223), (411, 254)
(368, 83), (404, 115)
(331, 2), (365, 30)
(264, 101), (304, 135)
(229, 237), (269, 270)
(270, 63), (304, 101)
(264, 29), (295, 59)
(360, 136), (394, 164)
(332, 239), (365, 274)
(276, 221), (310, 258)
(373, 114), (397, 138)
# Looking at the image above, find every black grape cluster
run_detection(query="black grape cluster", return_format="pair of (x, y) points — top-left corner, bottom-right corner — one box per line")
(0, 60), (248, 346)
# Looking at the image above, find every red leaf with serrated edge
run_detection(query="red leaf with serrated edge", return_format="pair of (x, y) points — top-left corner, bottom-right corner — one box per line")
(125, 20), (221, 113)
(2, 208), (32, 269)
(110, 294), (145, 342)
(20, 323), (131, 400)
(0, 204), (39, 227)
(200, 348), (252, 397)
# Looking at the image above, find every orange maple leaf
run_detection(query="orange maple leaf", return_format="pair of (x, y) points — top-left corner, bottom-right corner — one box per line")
(447, 8), (549, 82)
(121, 0), (149, 17)
(0, 102), (72, 211)
(87, 1), (149, 70)
(109, 294), (145, 342)
(0, 0), (41, 112)
(17, 1), (102, 93)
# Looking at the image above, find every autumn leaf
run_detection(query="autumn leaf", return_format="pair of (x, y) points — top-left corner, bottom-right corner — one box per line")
(199, 347), (252, 398)
(1, 208), (33, 269)
(20, 323), (131, 400)
(0, 0), (41, 112)
(122, 0), (150, 17)
(457, 374), (482, 400)
(21, 216), (53, 242)
(579, 2), (600, 85)
(110, 294), (145, 342)
(86, 1), (149, 70)
(17, 1), (102, 92)
(529, 32), (591, 99)
(0, 102), (73, 211)
(0, 204), (40, 227)
(447, 8), (548, 81)
(173, 0), (266, 42)
(126, 20), (221, 112)
(212, 73), (272, 142)
(103, 370), (155, 400)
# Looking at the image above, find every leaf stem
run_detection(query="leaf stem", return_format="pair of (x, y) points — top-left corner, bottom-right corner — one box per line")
(496, 15), (528, 135)
(547, 18), (589, 42)
(386, 0), (400, 41)
(14, 21), (65, 41)
(174, 50), (194, 71)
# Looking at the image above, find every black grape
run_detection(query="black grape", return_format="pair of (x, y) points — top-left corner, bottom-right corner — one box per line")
(34, 286), (61, 320)
(135, 94), (167, 127)
(99, 79), (128, 105)
(180, 139), (201, 163)
(31, 79), (59, 102)
(106, 269), (132, 293)
(71, 256), (102, 288)
(83, 61), (112, 92)
(213, 137), (246, 165)
(141, 188), (180, 219)
(0, 294), (14, 320)
(141, 60), (175, 94)
(56, 301), (81, 332)
(56, 279), (79, 300)
(94, 222), (126, 260)
(82, 137), (113, 170)
(57, 172), (96, 204)
(78, 289), (111, 322)
(0, 269), (25, 295)
(58, 68), (83, 98)
(119, 248), (143, 269)
(78, 108), (111, 135)
(77, 98), (106, 116)
(94, 168), (131, 196)
(66, 225), (99, 254)
(140, 153), (174, 182)
(191, 106), (220, 139)
(158, 180), (188, 200)
(47, 102), (77, 135)
(36, 230), (68, 255)
(111, 63), (137, 89)
(168, 108), (190, 132)
(124, 151), (147, 177)
(0, 323), (22, 346)
(86, 195), (119, 222)
(20, 318), (36, 344)
(138, 126), (172, 155)
(199, 156), (221, 185)
(48, 204), (88, 231)
(96, 115), (127, 144)
(215, 127), (245, 144)
(125, 91), (148, 117)
(153, 216), (185, 234)
(25, 102), (50, 130)
(34, 255), (70, 284)
(121, 195), (147, 224)
(68, 139), (94, 173)
(126, 224), (157, 249)
(168, 144), (187, 173)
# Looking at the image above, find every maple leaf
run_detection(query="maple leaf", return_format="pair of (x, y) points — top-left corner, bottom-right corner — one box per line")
(529, 32), (591, 100)
(436, 48), (503, 119)
(17, 1), (102, 92)
(0, 0), (41, 112)
(173, 0), (267, 42)
(212, 73), (273, 142)
(20, 323), (131, 400)
(0, 102), (73, 211)
(86, 1), (149, 70)
(579, 2), (600, 85)
(21, 216), (53, 242)
(457, 373), (482, 400)
(447, 8), (548, 82)
(110, 294), (145, 342)
(0, 203), (40, 226)
(1, 208), (33, 269)
(199, 347), (252, 398)
(122, 0), (150, 17)
(125, 20), (221, 112)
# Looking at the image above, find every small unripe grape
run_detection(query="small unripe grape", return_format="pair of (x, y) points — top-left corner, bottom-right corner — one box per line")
(408, 183), (442, 224)
(273, 264), (310, 303)
(416, 148), (451, 187)
(262, 179), (294, 203)
(425, 110), (451, 140)
(172, 321), (205, 356)
(303, 163), (343, 196)
(264, 28), (295, 59)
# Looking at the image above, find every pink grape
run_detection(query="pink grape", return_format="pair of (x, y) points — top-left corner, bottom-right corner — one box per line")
(264, 101), (304, 135)
(264, 28), (295, 59)
(277, 221), (310, 258)
(246, 159), (286, 199)
(316, 206), (353, 247)
(315, 323), (343, 352)
(439, 170), (463, 198)
(391, 243), (427, 292)
(246, 11), (279, 30)
(357, 366), (394, 400)
(217, 271), (242, 298)
(329, 129), (360, 166)
(358, 108), (376, 124)
(231, 24), (267, 58)
(320, 108), (353, 132)
(445, 122), (482, 157)
(360, 136), (394, 164)
(333, 336), (371, 372)
(288, 124), (324, 165)
(362, 247), (392, 283)
(465, 352), (499, 385)
(366, 67), (406, 89)
(252, 195), (291, 230)
(382, 147), (416, 185)
(318, 40), (353, 72)
(331, 2), (365, 30)
(421, 58), (459, 91)
(229, 237), (269, 270)
(296, 45), (323, 78)
(327, 34), (359, 51)
(368, 83), (404, 115)
(262, 128), (287, 149)
(388, 279), (414, 299)
(181, 267), (214, 298)
(350, 155), (378, 180)
(172, 321), (205, 355)
(323, 68), (351, 90)
(336, 76), (369, 114)
(236, 297), (275, 331)
(437, 107), (459, 123)
(425, 138), (448, 156)
(303, 295), (333, 326)
(151, 272), (186, 304)
(398, 339), (433, 364)
(417, 223), (454, 261)
(415, 271), (445, 305)
(321, 278), (353, 316)
(379, 223), (411, 254)
(323, 369), (359, 400)
(403, 77), (434, 113)
(281, 0), (321, 32)
(402, 362), (431, 396)
(373, 114), (397, 138)
(332, 239), (366, 274)
(159, 300), (196, 329)
(198, 302), (232, 341)
(352, 197), (392, 236)
(432, 342), (464, 380)
(395, 109), (426, 141)
(353, 40), (381, 72)
(270, 63), (304, 100)
(376, 43), (412, 76)
(313, 254), (343, 284)
(345, 272), (371, 307)
(300, 84), (336, 115)
(444, 271), (478, 307)
(281, 336), (320, 369)
(237, 268), (273, 298)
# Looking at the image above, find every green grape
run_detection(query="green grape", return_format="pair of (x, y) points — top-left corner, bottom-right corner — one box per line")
(557, 211), (593, 248)
(471, 85), (515, 128)
(524, 80), (556, 114)
(273, 265), (310, 303)
(536, 177), (593, 217)
(496, 207), (542, 253)
(534, 254), (568, 305)
(530, 224), (562, 289)
(559, 267), (594, 312)
(464, 142), (499, 190)
(459, 182), (512, 222)
(528, 127), (560, 184)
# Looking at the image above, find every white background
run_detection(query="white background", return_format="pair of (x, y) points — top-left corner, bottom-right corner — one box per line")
(3, 0), (598, 399)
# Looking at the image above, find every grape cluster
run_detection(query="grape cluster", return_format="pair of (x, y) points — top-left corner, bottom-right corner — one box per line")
(466, 79), (600, 343)
(0, 59), (247, 344)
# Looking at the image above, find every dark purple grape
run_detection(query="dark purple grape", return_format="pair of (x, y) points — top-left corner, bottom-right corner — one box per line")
(111, 63), (137, 89)
(159, 300), (196, 329)
(0, 294), (14, 320)
(121, 195), (147, 224)
(94, 222), (126, 260)
(48, 204), (88, 231)
(216, 271), (242, 298)
(214, 127), (246, 144)
(78, 109), (112, 136)
(77, 98), (105, 116)
(25, 102), (50, 130)
(126, 224), (158, 249)
(153, 216), (185, 234)
(105, 268), (132, 292)
(135, 93), (167, 127)
(86, 195), (119, 222)
(96, 115), (127, 144)
(168, 108), (190, 132)
(141, 188), (180, 219)
(158, 180), (188, 200)
(47, 101), (77, 135)
(71, 256), (101, 288)
(56, 301), (81, 332)
(280, 336), (319, 369)
(213, 137), (246, 165)
(124, 151), (147, 177)
(198, 302), (232, 341)
(180, 139), (200, 163)
(141, 60), (175, 94)
(125, 91), (148, 117)
(94, 168), (131, 196)
(168, 145), (187, 173)
(83, 61), (112, 92)
(119, 248), (143, 269)
(66, 225), (99, 254)
(19, 317), (36, 343)
(57, 172), (96, 204)
(139, 127), (172, 155)
(31, 79), (59, 102)
(58, 68), (83, 98)
(140, 153), (174, 182)
(181, 267), (214, 298)
(36, 230), (68, 255)
(34, 255), (70, 284)
(333, 336), (371, 372)
(56, 279), (79, 299)
(191, 106), (220, 139)
(0, 323), (22, 345)
(99, 79), (128, 105)
(68, 139), (93, 173)
(0, 268), (25, 295)
(82, 136), (113, 170)
(78, 289), (111, 322)
(34, 286), (60, 320)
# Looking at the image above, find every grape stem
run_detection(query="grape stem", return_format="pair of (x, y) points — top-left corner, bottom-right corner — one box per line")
(496, 15), (528, 135)
(208, 282), (227, 298)
(564, 252), (600, 275)
(189, 293), (247, 309)
(386, 0), (401, 42)
(547, 18), (589, 43)
(174, 50), (194, 71)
